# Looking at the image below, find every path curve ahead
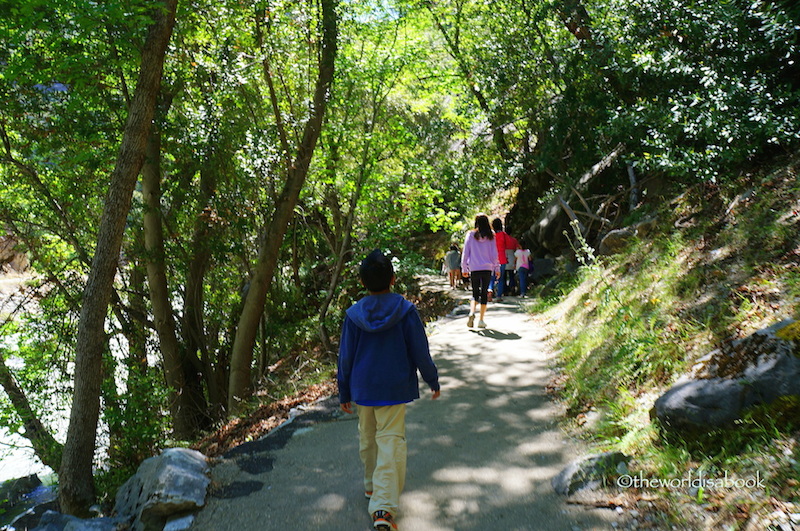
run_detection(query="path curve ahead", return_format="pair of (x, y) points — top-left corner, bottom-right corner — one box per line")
(191, 281), (617, 530)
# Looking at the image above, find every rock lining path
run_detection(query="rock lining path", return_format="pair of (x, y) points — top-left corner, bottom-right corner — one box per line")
(190, 277), (618, 530)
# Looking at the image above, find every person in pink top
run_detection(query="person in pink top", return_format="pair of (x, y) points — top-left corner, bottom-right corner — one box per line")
(461, 214), (500, 328)
(514, 244), (532, 298)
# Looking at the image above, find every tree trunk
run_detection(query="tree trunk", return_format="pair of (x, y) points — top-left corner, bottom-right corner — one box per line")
(227, 0), (338, 414)
(142, 128), (207, 439)
(573, 142), (626, 193)
(317, 131), (374, 352)
(58, 0), (178, 516)
(292, 220), (301, 287)
(182, 163), (224, 417)
(627, 163), (640, 211)
(316, 193), (357, 352)
(0, 350), (62, 472)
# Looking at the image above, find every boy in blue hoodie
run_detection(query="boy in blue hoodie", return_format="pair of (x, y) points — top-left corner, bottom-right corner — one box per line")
(338, 249), (441, 531)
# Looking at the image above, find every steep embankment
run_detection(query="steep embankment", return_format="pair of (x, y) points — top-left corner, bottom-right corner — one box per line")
(534, 155), (800, 529)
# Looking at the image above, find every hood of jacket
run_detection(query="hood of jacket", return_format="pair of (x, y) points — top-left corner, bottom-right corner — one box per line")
(346, 293), (414, 333)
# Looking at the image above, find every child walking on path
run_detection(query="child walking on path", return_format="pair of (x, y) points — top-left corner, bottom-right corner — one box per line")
(461, 214), (500, 328)
(338, 250), (441, 531)
(444, 244), (462, 289)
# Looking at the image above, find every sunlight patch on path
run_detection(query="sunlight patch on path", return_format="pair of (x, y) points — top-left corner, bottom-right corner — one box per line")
(191, 283), (617, 530)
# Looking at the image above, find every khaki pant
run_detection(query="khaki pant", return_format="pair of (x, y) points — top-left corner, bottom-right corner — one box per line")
(357, 404), (407, 516)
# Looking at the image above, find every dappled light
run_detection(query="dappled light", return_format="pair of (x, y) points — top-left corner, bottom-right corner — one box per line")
(192, 299), (616, 530)
(0, 0), (797, 525)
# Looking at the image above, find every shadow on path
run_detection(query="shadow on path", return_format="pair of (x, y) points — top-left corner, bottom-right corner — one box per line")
(191, 285), (618, 530)
(469, 328), (522, 340)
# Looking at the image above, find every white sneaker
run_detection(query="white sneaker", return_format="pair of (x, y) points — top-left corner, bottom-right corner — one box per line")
(467, 314), (475, 327)
(478, 320), (487, 329)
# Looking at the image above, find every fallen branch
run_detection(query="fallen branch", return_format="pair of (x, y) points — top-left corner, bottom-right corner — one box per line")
(573, 209), (611, 224)
(559, 196), (580, 223)
(558, 196), (587, 236)
(575, 142), (626, 192)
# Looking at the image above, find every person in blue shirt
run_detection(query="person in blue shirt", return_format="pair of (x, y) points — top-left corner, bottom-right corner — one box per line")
(338, 249), (441, 531)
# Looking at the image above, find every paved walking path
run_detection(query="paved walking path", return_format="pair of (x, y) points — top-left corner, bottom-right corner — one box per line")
(191, 279), (617, 530)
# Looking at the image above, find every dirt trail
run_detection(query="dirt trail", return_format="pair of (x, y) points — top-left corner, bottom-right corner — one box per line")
(191, 277), (618, 530)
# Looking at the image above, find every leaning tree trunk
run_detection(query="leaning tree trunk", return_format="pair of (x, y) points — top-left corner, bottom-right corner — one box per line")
(182, 161), (225, 416)
(142, 128), (208, 439)
(58, 0), (178, 516)
(317, 122), (378, 351)
(0, 350), (62, 471)
(227, 0), (338, 414)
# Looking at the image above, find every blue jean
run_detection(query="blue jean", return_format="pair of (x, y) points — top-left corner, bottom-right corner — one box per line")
(517, 267), (529, 296)
(490, 263), (506, 297)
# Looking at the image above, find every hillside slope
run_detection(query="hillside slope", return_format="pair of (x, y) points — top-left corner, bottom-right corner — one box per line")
(534, 154), (800, 529)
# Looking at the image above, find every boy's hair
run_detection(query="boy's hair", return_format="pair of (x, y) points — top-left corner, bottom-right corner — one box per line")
(360, 249), (394, 292)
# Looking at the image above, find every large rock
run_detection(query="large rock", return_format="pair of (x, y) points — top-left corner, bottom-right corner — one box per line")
(552, 451), (629, 495)
(633, 217), (658, 238)
(30, 448), (210, 531)
(8, 496), (59, 531)
(652, 378), (748, 428)
(653, 320), (800, 430)
(528, 258), (556, 282)
(525, 202), (573, 256)
(0, 475), (57, 529)
(115, 448), (211, 531)
(598, 229), (635, 256)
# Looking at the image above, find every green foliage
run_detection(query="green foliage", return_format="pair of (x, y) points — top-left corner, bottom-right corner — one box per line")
(411, 0), (800, 219)
(597, 0), (800, 181)
(546, 224), (700, 415)
(98, 353), (169, 503)
(260, 281), (319, 363)
(0, 311), (73, 431)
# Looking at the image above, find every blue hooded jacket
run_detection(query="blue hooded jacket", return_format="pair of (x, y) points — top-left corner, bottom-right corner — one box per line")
(338, 293), (439, 406)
